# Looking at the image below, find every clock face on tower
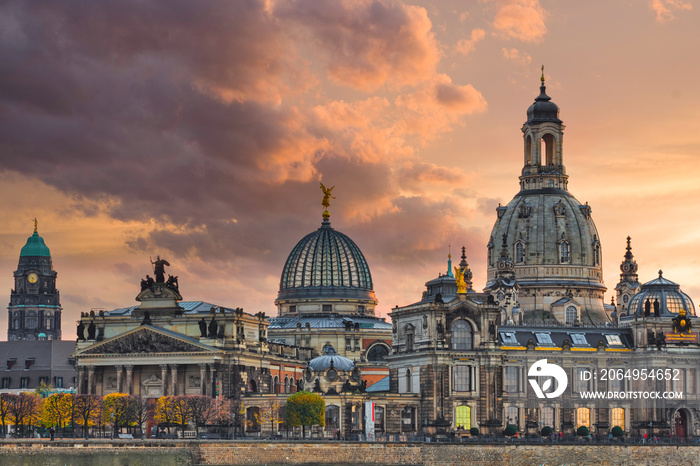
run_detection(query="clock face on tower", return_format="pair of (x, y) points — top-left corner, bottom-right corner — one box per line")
(27, 272), (38, 284)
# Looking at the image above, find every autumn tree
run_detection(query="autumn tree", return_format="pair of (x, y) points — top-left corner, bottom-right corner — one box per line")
(186, 395), (215, 437)
(8, 393), (42, 437)
(42, 393), (74, 438)
(256, 400), (283, 435)
(0, 394), (13, 437)
(103, 393), (136, 436)
(284, 391), (324, 438)
(131, 396), (151, 438)
(73, 394), (102, 439)
(155, 396), (191, 436)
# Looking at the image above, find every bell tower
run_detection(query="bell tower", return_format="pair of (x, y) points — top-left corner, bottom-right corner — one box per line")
(519, 67), (568, 192)
(7, 221), (62, 340)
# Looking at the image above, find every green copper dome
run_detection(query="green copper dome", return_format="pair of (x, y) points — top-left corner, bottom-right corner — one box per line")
(20, 231), (51, 257)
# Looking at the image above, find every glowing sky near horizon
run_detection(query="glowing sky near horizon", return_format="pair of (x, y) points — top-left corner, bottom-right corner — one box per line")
(0, 0), (698, 339)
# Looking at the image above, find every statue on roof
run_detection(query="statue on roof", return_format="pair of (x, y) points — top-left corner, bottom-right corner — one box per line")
(320, 183), (335, 213)
(454, 266), (467, 294)
(33, 218), (38, 233)
(150, 256), (170, 283)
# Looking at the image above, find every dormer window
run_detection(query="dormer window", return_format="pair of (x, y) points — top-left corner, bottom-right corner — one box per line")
(500, 332), (519, 346)
(25, 359), (35, 370)
(570, 333), (588, 346)
(535, 333), (554, 346)
(605, 334), (623, 346)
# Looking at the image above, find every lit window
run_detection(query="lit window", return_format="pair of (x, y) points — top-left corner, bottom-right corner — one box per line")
(611, 408), (624, 431)
(455, 406), (471, 430)
(576, 407), (590, 428)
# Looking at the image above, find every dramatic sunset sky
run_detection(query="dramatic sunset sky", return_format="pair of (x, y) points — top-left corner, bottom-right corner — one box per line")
(0, 1), (698, 339)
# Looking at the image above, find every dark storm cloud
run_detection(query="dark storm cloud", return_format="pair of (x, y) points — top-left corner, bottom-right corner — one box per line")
(0, 0), (484, 282)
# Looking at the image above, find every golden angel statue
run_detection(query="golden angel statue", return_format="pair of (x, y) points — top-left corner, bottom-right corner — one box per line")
(454, 266), (467, 294)
(320, 183), (336, 211)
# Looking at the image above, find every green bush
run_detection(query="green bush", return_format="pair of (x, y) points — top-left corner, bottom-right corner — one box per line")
(540, 426), (553, 437)
(611, 426), (624, 437)
(503, 425), (517, 437)
(470, 427), (479, 436)
(576, 425), (589, 437)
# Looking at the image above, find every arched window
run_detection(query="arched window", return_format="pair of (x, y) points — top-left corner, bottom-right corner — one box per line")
(576, 407), (590, 428)
(559, 241), (570, 263)
(273, 376), (280, 394)
(406, 369), (412, 393)
(593, 244), (600, 266)
(455, 406), (471, 430)
(404, 325), (415, 352)
(505, 406), (519, 428)
(325, 405), (340, 430)
(542, 134), (555, 165)
(451, 320), (473, 350)
(248, 380), (257, 393)
(611, 408), (624, 430)
(515, 242), (525, 264)
(542, 407), (555, 428)
(367, 344), (390, 362)
(525, 135), (532, 165)
(565, 306), (578, 325)
(246, 407), (261, 431)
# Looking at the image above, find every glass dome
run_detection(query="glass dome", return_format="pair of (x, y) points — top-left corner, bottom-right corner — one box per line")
(278, 217), (374, 301)
(627, 271), (695, 317)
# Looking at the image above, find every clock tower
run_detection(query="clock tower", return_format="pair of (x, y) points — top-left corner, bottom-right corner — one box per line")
(7, 222), (62, 340)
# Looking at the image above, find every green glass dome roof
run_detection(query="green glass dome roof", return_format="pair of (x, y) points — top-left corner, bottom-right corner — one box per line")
(20, 231), (51, 257)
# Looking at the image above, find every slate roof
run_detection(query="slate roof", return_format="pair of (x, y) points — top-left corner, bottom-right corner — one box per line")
(107, 301), (245, 317)
(268, 314), (391, 330)
(365, 376), (390, 392)
(498, 326), (633, 349)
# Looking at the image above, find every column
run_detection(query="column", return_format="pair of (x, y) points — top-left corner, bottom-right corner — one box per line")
(169, 364), (178, 396)
(209, 364), (216, 398)
(77, 367), (85, 395)
(160, 364), (168, 396)
(116, 365), (123, 393)
(87, 366), (95, 395)
(199, 364), (207, 396)
(125, 365), (134, 395)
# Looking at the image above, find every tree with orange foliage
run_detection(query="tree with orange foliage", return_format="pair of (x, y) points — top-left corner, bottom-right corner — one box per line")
(103, 393), (135, 437)
(42, 393), (74, 438)
(0, 394), (12, 437)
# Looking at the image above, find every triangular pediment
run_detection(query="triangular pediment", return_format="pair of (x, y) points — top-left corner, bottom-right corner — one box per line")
(77, 325), (217, 355)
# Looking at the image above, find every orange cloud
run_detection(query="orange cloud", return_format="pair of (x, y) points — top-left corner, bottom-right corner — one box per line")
(492, 0), (548, 42)
(456, 28), (486, 55)
(274, 0), (441, 91)
(649, 0), (692, 22)
(501, 47), (532, 65)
